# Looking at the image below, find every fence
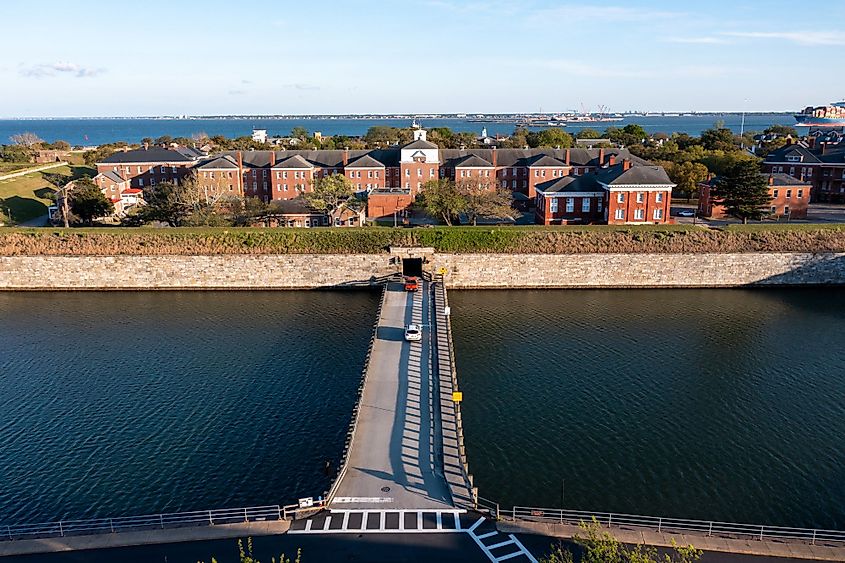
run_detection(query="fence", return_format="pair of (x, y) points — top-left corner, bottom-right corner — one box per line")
(1, 504), (310, 542)
(503, 506), (845, 546)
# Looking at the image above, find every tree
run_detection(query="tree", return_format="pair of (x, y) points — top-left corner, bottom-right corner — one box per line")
(576, 128), (602, 139)
(0, 144), (36, 163)
(663, 161), (709, 201)
(140, 182), (189, 226)
(764, 124), (797, 138)
(364, 126), (401, 147)
(154, 135), (173, 146)
(528, 128), (573, 148)
(540, 519), (702, 563)
(700, 127), (737, 151)
(290, 126), (310, 141)
(69, 178), (112, 225)
(10, 132), (43, 148)
(83, 142), (128, 166)
(304, 174), (355, 218)
(457, 177), (514, 225)
(417, 179), (466, 225)
(607, 124), (648, 147)
(711, 159), (771, 223)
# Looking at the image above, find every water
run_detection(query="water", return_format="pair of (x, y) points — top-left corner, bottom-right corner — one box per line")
(0, 290), (379, 524)
(450, 288), (845, 530)
(0, 115), (799, 146)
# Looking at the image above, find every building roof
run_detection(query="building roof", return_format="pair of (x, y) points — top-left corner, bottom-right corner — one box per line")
(96, 170), (127, 183)
(122, 188), (143, 194)
(273, 154), (314, 169)
(268, 197), (322, 215)
(99, 146), (204, 164)
(195, 155), (240, 170)
(402, 138), (439, 150)
(596, 164), (674, 187)
(525, 154), (568, 167)
(536, 175), (602, 194)
(346, 154), (385, 168)
(705, 172), (811, 187)
(453, 154), (493, 167)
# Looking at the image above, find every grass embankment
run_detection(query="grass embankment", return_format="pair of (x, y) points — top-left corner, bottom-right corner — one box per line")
(0, 164), (95, 223)
(1, 224), (844, 255)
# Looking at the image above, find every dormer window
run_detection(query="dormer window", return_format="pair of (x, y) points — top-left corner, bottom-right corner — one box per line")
(786, 155), (801, 162)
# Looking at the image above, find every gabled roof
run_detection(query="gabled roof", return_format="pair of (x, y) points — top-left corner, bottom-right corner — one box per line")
(195, 155), (240, 170)
(526, 154), (568, 167)
(99, 147), (203, 164)
(597, 164), (674, 187)
(268, 197), (322, 215)
(402, 138), (438, 150)
(705, 172), (811, 187)
(346, 154), (385, 168)
(764, 144), (821, 164)
(536, 175), (602, 194)
(453, 154), (493, 167)
(273, 154), (314, 169)
(96, 170), (127, 183)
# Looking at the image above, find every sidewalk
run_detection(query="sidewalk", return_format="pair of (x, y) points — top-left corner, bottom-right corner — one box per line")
(0, 520), (290, 558)
(0, 162), (68, 182)
(498, 520), (845, 561)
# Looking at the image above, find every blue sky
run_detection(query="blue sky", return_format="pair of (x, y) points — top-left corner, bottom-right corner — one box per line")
(2, 0), (844, 117)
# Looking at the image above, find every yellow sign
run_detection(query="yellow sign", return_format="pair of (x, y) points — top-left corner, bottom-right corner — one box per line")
(452, 391), (463, 402)
(438, 267), (448, 276)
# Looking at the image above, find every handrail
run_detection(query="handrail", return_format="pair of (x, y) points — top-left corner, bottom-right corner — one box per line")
(0, 503), (309, 542)
(506, 506), (845, 545)
(325, 281), (390, 502)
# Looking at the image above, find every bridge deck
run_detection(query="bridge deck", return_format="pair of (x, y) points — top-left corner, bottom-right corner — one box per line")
(330, 280), (454, 511)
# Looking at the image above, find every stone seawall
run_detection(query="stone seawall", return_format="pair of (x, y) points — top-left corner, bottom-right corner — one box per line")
(0, 252), (844, 289)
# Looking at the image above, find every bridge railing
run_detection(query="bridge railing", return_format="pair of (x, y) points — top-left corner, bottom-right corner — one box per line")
(325, 281), (390, 502)
(505, 506), (845, 546)
(1, 504), (309, 542)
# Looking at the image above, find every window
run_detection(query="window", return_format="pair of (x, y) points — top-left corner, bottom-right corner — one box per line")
(636, 192), (644, 203)
(655, 192), (663, 202)
(770, 206), (776, 214)
(160, 166), (166, 173)
(786, 189), (792, 198)
(617, 192), (624, 203)
(405, 169), (410, 177)
(773, 189), (778, 198)
(582, 198), (590, 212)
(798, 189), (803, 199)
(653, 209), (663, 220)
(784, 206), (790, 215)
(566, 198), (574, 212)
(137, 166), (142, 173)
(789, 167), (795, 176)
(634, 208), (644, 220)
(550, 198), (558, 213)
(615, 209), (625, 220)
(512, 180), (516, 188)
(534, 170), (539, 178)
(138, 179), (143, 186)
(502, 181), (507, 188)
(786, 155), (801, 162)
(375, 171), (379, 178)
(172, 166), (177, 173)
(541, 170), (546, 177)
(150, 178), (156, 186)
(283, 171), (288, 179)
(597, 198), (603, 212)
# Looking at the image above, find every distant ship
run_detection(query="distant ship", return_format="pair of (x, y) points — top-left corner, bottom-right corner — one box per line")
(794, 101), (845, 127)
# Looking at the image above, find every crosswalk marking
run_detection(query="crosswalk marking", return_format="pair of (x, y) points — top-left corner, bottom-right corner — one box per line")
(477, 530), (498, 540)
(466, 518), (538, 563)
(288, 509), (465, 535)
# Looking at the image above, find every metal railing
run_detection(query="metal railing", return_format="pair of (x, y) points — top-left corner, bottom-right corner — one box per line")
(325, 281), (390, 502)
(505, 506), (845, 546)
(1, 504), (309, 542)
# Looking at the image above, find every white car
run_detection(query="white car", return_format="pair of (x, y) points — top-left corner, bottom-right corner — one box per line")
(676, 209), (696, 217)
(404, 324), (422, 342)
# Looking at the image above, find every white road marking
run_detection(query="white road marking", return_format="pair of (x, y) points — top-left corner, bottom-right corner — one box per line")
(488, 539), (516, 550)
(436, 512), (443, 530)
(496, 552), (526, 562)
(323, 516), (332, 531)
(332, 497), (394, 504)
(477, 530), (498, 540)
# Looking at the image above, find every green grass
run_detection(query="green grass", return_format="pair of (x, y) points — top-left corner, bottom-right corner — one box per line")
(0, 163), (37, 174)
(722, 223), (845, 232)
(0, 164), (95, 224)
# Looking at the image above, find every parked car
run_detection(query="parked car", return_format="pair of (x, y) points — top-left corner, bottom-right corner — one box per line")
(404, 324), (422, 342)
(676, 209), (695, 217)
(404, 276), (419, 292)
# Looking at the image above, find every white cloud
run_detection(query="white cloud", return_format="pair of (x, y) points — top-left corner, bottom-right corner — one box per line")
(529, 4), (684, 23)
(19, 61), (104, 78)
(720, 31), (845, 46)
(283, 83), (320, 91)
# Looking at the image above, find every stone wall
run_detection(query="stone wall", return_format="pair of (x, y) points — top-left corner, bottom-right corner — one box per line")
(0, 252), (843, 290)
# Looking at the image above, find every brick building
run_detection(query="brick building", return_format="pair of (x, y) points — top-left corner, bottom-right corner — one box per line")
(96, 146), (206, 189)
(698, 173), (812, 219)
(763, 138), (845, 203)
(535, 161), (674, 225)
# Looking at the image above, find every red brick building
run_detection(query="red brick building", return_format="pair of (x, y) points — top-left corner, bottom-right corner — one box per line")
(96, 146), (205, 189)
(698, 173), (812, 219)
(763, 138), (845, 203)
(535, 161), (674, 225)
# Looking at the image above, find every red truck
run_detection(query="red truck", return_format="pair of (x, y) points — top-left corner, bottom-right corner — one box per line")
(403, 276), (419, 292)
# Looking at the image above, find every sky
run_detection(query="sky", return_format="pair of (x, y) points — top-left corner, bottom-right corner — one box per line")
(1, 0), (844, 117)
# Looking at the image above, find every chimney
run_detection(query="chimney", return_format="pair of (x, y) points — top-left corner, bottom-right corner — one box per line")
(343, 147), (349, 166)
(491, 146), (497, 168)
(608, 154), (617, 166)
(622, 158), (632, 171)
(270, 151), (276, 167)
(768, 175), (774, 185)
(807, 136), (816, 149)
(143, 142), (149, 150)
(598, 148), (606, 166)
(564, 148), (571, 166)
(785, 135), (794, 146)
(822, 143), (829, 156)
(237, 151), (244, 193)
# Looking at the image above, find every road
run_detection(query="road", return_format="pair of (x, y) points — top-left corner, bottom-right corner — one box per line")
(329, 280), (453, 511)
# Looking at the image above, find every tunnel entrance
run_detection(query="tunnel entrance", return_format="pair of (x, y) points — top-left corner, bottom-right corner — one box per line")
(402, 258), (423, 277)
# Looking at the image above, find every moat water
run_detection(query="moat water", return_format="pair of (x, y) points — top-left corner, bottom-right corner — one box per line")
(1, 289), (844, 529)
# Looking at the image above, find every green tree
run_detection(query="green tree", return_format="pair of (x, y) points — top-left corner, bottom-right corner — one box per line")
(139, 181), (189, 226)
(417, 179), (466, 225)
(764, 124), (797, 137)
(576, 128), (602, 139)
(662, 161), (709, 201)
(756, 137), (788, 158)
(0, 144), (36, 163)
(83, 142), (128, 166)
(607, 124), (648, 147)
(69, 178), (112, 225)
(700, 127), (737, 151)
(528, 128), (574, 148)
(290, 126), (310, 140)
(304, 174), (355, 218)
(364, 126), (401, 147)
(154, 135), (173, 146)
(712, 159), (771, 223)
(457, 177), (515, 225)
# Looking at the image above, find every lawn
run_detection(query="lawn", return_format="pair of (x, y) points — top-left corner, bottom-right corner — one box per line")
(0, 164), (95, 224)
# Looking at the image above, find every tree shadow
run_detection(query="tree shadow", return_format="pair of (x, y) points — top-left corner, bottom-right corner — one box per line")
(0, 195), (48, 223)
